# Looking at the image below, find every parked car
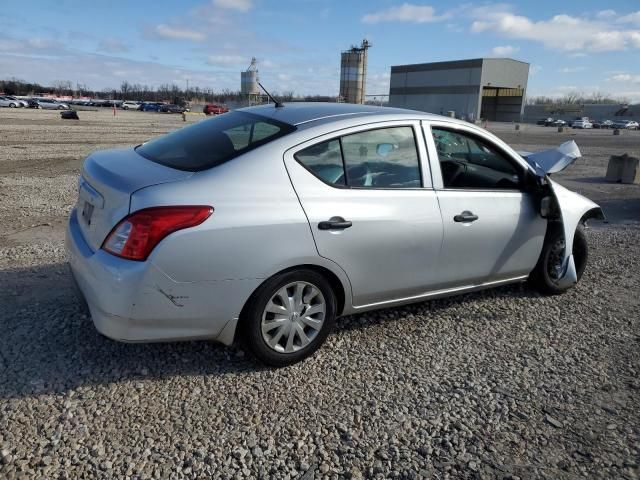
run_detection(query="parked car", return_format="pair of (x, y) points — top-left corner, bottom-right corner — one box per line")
(3, 95), (28, 107)
(36, 99), (70, 110)
(0, 96), (22, 108)
(536, 118), (550, 126)
(540, 118), (565, 127)
(25, 98), (40, 108)
(592, 120), (613, 129)
(140, 102), (163, 112)
(611, 119), (639, 130)
(121, 101), (140, 110)
(571, 119), (593, 129)
(160, 104), (186, 113)
(66, 103), (603, 366)
(203, 103), (229, 115)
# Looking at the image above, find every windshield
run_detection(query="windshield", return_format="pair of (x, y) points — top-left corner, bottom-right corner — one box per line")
(136, 111), (295, 171)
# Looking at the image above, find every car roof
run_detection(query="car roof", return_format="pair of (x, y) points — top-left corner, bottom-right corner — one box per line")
(238, 102), (454, 127)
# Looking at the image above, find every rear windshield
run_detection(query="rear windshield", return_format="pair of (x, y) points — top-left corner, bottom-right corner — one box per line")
(136, 111), (295, 171)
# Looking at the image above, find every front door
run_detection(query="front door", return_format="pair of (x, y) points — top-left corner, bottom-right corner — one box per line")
(284, 122), (444, 307)
(423, 122), (547, 287)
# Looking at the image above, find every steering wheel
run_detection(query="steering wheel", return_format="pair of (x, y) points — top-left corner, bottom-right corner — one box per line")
(441, 159), (466, 187)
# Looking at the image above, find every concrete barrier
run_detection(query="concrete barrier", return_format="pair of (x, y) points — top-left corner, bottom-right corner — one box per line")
(606, 154), (640, 184)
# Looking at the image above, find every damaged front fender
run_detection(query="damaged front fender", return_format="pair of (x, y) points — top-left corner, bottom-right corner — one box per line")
(547, 179), (603, 287)
(521, 141), (604, 287)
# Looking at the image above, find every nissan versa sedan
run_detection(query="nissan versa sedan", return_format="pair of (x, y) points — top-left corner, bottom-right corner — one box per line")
(66, 103), (603, 366)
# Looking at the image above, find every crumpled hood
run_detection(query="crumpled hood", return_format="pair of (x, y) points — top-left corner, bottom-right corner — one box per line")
(519, 140), (581, 175)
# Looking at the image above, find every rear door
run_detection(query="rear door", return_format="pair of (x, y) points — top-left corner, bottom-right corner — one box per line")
(423, 121), (546, 287)
(284, 121), (444, 307)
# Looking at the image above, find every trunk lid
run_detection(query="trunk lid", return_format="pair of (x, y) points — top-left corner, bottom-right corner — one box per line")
(76, 147), (193, 251)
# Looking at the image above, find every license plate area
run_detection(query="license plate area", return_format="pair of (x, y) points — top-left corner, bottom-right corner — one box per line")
(81, 201), (94, 225)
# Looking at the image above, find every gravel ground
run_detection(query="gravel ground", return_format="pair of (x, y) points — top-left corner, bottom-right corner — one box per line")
(0, 108), (639, 479)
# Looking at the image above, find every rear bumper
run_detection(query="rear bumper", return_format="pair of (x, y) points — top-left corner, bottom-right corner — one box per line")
(65, 210), (259, 344)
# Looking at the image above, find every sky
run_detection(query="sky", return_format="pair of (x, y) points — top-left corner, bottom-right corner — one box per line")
(1, 0), (640, 101)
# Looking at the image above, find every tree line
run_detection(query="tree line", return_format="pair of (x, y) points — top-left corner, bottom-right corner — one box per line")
(526, 91), (633, 106)
(0, 77), (336, 104)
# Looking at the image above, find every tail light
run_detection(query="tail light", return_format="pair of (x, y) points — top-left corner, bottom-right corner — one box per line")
(102, 206), (213, 261)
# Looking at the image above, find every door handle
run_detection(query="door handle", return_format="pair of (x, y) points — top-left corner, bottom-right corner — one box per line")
(318, 216), (353, 230)
(454, 211), (479, 223)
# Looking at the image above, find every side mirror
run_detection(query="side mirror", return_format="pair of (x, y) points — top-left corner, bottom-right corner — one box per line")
(376, 143), (396, 157)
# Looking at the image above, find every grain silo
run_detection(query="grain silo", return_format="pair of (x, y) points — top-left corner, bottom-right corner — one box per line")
(241, 57), (260, 95)
(339, 40), (370, 104)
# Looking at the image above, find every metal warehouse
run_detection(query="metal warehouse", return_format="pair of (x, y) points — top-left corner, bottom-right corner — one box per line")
(389, 58), (529, 122)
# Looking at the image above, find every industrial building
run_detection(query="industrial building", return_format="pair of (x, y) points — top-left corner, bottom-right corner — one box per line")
(339, 40), (370, 104)
(389, 58), (529, 122)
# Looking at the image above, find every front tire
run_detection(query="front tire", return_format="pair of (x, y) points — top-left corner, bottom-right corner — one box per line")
(240, 269), (337, 367)
(529, 225), (588, 295)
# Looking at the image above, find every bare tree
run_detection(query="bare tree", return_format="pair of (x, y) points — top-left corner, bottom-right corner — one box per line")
(51, 80), (73, 96)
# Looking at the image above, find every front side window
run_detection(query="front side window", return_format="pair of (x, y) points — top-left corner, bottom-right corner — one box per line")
(137, 111), (295, 171)
(431, 127), (521, 190)
(295, 126), (422, 189)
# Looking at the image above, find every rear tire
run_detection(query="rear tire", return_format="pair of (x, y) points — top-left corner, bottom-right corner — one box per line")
(529, 225), (588, 295)
(9, 103), (16, 108)
(240, 269), (336, 367)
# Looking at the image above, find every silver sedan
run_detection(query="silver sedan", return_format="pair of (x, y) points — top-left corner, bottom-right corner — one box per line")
(0, 96), (23, 107)
(66, 103), (603, 366)
(36, 98), (70, 110)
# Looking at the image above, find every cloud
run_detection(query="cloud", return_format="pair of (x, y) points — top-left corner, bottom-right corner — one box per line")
(529, 65), (542, 76)
(596, 10), (617, 20)
(153, 24), (206, 41)
(206, 54), (248, 66)
(617, 11), (640, 26)
(490, 45), (519, 56)
(0, 34), (68, 56)
(0, 49), (240, 91)
(212, 0), (253, 12)
(470, 10), (640, 52)
(362, 3), (449, 24)
(559, 66), (586, 73)
(98, 38), (130, 53)
(28, 38), (54, 49)
(609, 73), (640, 83)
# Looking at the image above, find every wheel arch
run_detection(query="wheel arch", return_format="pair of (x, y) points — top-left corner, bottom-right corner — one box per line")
(241, 263), (348, 321)
(580, 206), (605, 224)
(225, 263), (348, 348)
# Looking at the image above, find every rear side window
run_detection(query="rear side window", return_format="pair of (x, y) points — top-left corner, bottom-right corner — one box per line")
(136, 111), (295, 171)
(294, 139), (345, 186)
(295, 126), (422, 189)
